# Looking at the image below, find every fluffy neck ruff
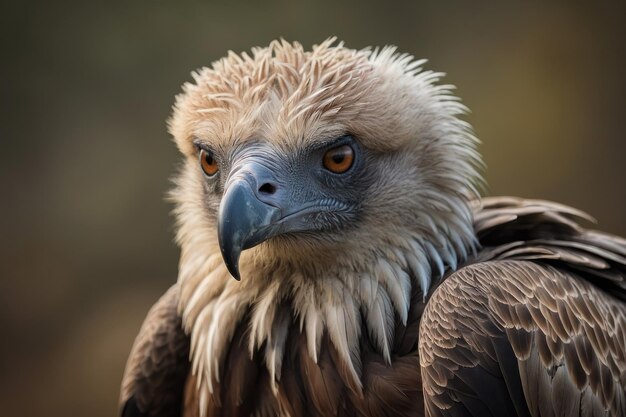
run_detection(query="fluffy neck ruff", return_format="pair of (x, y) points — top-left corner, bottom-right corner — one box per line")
(174, 178), (477, 408)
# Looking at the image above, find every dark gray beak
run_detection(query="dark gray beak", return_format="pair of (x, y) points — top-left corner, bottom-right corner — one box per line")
(217, 164), (282, 280)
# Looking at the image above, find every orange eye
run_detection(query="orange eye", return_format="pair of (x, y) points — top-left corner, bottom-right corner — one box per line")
(199, 149), (219, 176)
(323, 144), (354, 173)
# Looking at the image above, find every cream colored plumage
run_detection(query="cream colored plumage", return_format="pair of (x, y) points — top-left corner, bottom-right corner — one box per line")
(120, 39), (626, 417)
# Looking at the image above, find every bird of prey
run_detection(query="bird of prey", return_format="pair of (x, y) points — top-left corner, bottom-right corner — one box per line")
(120, 39), (626, 417)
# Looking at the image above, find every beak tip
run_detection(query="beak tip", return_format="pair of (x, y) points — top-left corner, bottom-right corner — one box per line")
(219, 245), (243, 281)
(230, 268), (241, 281)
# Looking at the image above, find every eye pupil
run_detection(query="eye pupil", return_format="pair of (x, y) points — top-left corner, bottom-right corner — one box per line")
(199, 149), (219, 176)
(323, 144), (354, 174)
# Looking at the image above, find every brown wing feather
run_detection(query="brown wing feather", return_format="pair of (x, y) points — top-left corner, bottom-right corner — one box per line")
(421, 260), (626, 417)
(120, 285), (191, 417)
(473, 197), (626, 301)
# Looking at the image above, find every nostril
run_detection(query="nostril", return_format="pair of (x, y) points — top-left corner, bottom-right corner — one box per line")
(258, 183), (277, 195)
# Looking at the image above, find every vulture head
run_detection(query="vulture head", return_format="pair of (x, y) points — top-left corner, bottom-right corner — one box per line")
(168, 38), (481, 396)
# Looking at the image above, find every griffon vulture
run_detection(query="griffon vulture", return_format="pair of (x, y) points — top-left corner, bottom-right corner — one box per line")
(120, 39), (626, 417)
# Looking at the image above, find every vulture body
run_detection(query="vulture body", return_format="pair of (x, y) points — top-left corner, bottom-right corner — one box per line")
(120, 39), (626, 417)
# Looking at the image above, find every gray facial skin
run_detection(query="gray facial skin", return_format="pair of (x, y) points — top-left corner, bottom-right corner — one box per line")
(197, 135), (370, 280)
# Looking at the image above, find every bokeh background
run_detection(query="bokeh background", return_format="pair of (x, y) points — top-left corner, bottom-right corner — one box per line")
(2, 1), (625, 416)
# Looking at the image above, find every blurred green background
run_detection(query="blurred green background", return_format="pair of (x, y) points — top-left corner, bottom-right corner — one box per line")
(2, 1), (625, 416)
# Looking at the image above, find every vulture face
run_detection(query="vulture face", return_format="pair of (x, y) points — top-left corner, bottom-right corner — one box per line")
(205, 134), (370, 279)
(171, 39), (481, 284)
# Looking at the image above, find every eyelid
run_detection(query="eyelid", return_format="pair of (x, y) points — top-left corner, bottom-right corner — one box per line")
(193, 139), (214, 153)
(312, 134), (354, 151)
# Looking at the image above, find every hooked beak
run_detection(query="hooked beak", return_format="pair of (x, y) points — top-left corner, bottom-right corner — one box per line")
(217, 179), (282, 280)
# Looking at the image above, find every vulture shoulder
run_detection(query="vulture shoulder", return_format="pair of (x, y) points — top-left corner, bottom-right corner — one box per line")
(119, 285), (191, 417)
(419, 197), (626, 417)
